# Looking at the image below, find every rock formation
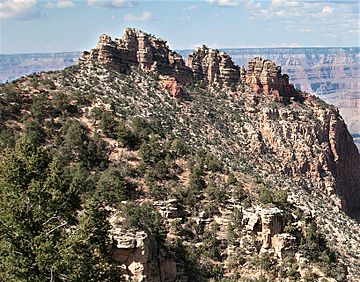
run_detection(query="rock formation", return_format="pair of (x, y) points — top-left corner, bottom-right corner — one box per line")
(109, 213), (183, 282)
(245, 57), (299, 98)
(186, 45), (240, 86)
(81, 28), (305, 101)
(81, 28), (192, 84)
(257, 106), (360, 215)
(159, 76), (186, 98)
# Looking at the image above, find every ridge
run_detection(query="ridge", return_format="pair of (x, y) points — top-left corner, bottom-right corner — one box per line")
(1, 27), (360, 281)
(80, 28), (302, 102)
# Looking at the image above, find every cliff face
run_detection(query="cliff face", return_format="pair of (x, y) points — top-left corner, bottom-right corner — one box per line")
(255, 105), (360, 214)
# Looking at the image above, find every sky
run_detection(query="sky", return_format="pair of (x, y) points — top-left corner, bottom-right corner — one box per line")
(0, 0), (359, 54)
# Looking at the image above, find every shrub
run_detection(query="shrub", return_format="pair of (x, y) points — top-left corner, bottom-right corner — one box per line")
(115, 121), (141, 150)
(121, 204), (165, 243)
(95, 166), (132, 206)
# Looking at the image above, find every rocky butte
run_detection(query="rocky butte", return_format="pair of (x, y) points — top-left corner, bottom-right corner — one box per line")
(1, 28), (360, 281)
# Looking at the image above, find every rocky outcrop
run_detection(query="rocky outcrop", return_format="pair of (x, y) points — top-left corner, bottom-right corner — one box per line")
(245, 57), (299, 98)
(271, 233), (296, 259)
(81, 28), (192, 83)
(109, 214), (184, 282)
(159, 76), (186, 98)
(244, 207), (285, 249)
(186, 45), (240, 86)
(260, 207), (285, 249)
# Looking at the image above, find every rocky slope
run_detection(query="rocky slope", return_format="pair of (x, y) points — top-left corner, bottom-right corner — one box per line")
(181, 48), (360, 150)
(1, 28), (360, 281)
(2, 48), (358, 148)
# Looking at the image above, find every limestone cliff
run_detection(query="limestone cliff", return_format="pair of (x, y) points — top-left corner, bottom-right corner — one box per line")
(256, 104), (360, 215)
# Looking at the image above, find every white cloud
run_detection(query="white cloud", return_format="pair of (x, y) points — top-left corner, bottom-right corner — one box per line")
(275, 10), (287, 17)
(206, 0), (238, 7)
(183, 5), (198, 11)
(314, 5), (334, 17)
(272, 0), (300, 7)
(46, 1), (75, 8)
(124, 11), (152, 22)
(87, 0), (136, 8)
(0, 0), (41, 20)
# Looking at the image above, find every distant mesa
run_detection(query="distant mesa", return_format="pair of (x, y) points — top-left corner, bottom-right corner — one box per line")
(80, 28), (300, 100)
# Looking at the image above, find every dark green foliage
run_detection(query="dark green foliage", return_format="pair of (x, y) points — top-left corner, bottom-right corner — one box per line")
(95, 166), (133, 206)
(204, 152), (223, 172)
(57, 120), (109, 170)
(86, 133), (109, 170)
(170, 139), (188, 157)
(100, 111), (117, 138)
(0, 136), (121, 281)
(139, 138), (165, 165)
(258, 186), (288, 208)
(90, 106), (103, 120)
(153, 160), (169, 179)
(206, 180), (226, 203)
(170, 239), (206, 282)
(115, 121), (141, 150)
(0, 84), (21, 118)
(24, 119), (46, 145)
(189, 164), (206, 191)
(121, 204), (165, 243)
(42, 78), (56, 90)
(226, 172), (237, 186)
(252, 252), (275, 272)
(0, 127), (16, 150)
(200, 231), (222, 260)
(31, 93), (48, 122)
(52, 92), (77, 116)
(132, 117), (164, 141)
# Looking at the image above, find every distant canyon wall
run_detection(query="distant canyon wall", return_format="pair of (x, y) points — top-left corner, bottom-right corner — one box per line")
(0, 52), (81, 83)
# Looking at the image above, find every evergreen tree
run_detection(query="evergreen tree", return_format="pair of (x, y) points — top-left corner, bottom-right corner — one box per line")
(0, 136), (121, 281)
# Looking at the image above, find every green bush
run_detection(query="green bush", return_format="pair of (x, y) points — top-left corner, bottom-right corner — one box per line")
(121, 204), (165, 243)
(100, 111), (117, 138)
(95, 166), (132, 206)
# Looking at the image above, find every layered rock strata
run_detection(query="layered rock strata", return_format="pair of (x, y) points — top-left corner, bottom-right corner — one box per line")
(81, 28), (192, 84)
(245, 57), (299, 98)
(81, 28), (303, 101)
(186, 45), (240, 86)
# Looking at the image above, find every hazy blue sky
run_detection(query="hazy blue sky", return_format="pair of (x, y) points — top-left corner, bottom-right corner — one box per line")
(0, 0), (359, 54)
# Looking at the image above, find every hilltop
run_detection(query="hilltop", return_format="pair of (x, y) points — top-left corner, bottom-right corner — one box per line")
(2, 48), (359, 150)
(0, 28), (359, 282)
